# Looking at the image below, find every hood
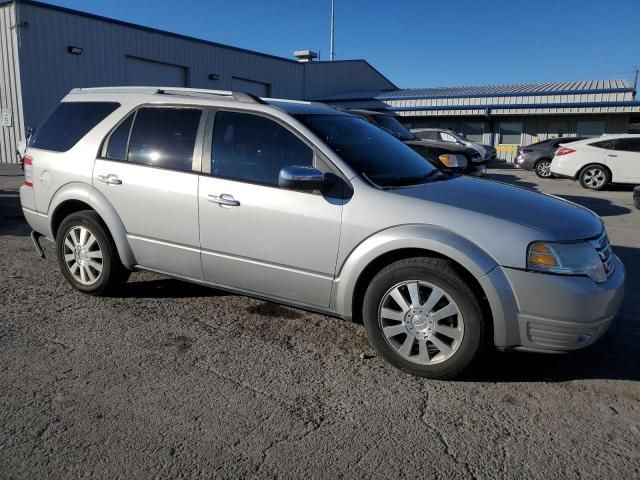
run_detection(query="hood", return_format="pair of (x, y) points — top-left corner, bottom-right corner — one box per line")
(390, 176), (602, 241)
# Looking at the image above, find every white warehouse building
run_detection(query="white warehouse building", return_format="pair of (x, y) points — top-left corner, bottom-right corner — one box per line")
(1, 0), (639, 164)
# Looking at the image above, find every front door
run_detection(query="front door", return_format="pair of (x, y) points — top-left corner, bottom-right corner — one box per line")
(198, 110), (343, 307)
(606, 137), (640, 182)
(93, 106), (205, 278)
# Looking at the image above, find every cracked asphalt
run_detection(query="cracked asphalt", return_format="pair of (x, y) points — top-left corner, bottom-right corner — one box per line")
(1, 164), (639, 479)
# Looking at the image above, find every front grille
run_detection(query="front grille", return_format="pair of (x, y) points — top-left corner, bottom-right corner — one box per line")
(590, 230), (614, 277)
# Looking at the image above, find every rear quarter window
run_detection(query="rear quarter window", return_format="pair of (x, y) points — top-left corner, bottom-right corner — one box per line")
(29, 101), (120, 152)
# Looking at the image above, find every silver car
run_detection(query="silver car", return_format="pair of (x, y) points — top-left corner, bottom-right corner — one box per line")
(19, 87), (625, 379)
(412, 127), (497, 161)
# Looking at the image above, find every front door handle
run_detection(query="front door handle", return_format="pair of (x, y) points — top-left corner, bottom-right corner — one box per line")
(607, 154), (618, 157)
(208, 194), (240, 207)
(97, 174), (122, 185)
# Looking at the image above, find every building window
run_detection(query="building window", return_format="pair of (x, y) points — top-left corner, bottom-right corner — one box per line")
(499, 121), (522, 145)
(460, 122), (484, 143)
(576, 120), (605, 137)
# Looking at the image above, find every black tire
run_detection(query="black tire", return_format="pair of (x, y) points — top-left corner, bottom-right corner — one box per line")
(534, 159), (552, 178)
(56, 210), (130, 295)
(363, 257), (486, 379)
(579, 164), (610, 190)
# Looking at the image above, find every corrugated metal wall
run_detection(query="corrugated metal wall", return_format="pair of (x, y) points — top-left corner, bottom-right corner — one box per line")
(304, 61), (395, 100)
(403, 114), (632, 162)
(0, 3), (25, 164)
(15, 1), (306, 142)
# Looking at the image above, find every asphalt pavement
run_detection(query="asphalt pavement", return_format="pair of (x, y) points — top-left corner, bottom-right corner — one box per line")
(1, 164), (639, 479)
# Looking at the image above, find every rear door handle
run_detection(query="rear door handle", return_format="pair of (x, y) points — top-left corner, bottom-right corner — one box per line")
(208, 194), (240, 207)
(97, 174), (122, 185)
(607, 154), (618, 157)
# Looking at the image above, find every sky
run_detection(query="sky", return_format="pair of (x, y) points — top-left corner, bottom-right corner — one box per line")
(42, 0), (640, 89)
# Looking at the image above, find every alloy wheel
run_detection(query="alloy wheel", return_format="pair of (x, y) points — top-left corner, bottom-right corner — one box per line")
(583, 168), (606, 189)
(378, 280), (464, 365)
(63, 226), (104, 285)
(536, 161), (551, 178)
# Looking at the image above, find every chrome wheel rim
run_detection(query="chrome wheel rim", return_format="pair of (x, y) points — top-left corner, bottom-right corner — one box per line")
(63, 226), (103, 285)
(536, 161), (551, 177)
(378, 280), (464, 365)
(583, 168), (606, 189)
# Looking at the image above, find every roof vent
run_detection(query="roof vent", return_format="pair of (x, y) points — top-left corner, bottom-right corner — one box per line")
(294, 50), (318, 62)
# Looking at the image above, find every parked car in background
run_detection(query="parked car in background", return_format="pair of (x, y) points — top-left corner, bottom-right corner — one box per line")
(345, 109), (486, 176)
(550, 134), (640, 190)
(411, 128), (497, 162)
(515, 137), (588, 178)
(20, 87), (625, 379)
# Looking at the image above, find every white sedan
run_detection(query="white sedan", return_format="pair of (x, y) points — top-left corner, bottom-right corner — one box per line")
(550, 134), (640, 190)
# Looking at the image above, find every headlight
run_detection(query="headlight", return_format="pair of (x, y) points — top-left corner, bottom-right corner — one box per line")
(438, 154), (468, 169)
(527, 241), (606, 283)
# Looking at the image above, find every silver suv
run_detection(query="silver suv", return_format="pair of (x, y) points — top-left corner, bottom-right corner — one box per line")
(20, 87), (625, 379)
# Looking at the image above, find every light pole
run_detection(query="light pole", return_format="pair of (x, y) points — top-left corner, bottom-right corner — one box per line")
(330, 0), (335, 61)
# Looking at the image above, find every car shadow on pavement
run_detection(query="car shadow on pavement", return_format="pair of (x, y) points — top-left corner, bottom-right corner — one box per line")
(558, 195), (631, 217)
(0, 189), (30, 237)
(471, 244), (640, 383)
(116, 277), (229, 299)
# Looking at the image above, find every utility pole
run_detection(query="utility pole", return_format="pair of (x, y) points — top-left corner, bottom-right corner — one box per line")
(330, 0), (335, 61)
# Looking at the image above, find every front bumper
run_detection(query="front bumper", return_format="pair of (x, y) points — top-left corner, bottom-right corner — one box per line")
(483, 256), (625, 351)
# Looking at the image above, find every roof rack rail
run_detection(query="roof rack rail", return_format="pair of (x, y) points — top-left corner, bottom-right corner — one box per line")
(72, 86), (270, 105)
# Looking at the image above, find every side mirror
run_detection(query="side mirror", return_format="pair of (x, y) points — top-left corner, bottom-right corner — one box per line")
(278, 165), (325, 191)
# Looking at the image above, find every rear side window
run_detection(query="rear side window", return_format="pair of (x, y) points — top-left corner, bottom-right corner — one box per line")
(29, 102), (120, 152)
(591, 139), (616, 149)
(211, 111), (313, 186)
(415, 131), (442, 141)
(127, 107), (202, 171)
(105, 114), (134, 161)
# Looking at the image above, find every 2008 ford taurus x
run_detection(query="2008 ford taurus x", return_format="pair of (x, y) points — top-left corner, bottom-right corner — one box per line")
(20, 87), (625, 379)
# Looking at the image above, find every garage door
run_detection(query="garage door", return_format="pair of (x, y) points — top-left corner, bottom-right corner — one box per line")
(125, 56), (187, 87)
(231, 77), (270, 97)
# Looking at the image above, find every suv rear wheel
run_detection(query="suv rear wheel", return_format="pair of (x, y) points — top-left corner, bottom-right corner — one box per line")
(363, 257), (485, 379)
(579, 164), (610, 190)
(56, 210), (130, 295)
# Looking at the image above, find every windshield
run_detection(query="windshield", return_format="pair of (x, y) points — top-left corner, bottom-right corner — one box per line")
(295, 114), (439, 187)
(370, 114), (415, 141)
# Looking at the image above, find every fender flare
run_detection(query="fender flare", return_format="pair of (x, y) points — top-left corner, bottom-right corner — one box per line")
(331, 224), (498, 318)
(48, 182), (136, 267)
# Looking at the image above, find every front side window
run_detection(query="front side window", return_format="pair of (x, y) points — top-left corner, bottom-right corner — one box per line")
(296, 114), (439, 188)
(613, 138), (640, 153)
(127, 107), (202, 171)
(440, 132), (459, 143)
(30, 102), (120, 152)
(212, 111), (313, 186)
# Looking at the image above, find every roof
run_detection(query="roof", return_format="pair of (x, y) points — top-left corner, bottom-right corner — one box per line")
(1, 0), (298, 63)
(377, 79), (634, 100)
(318, 79), (635, 102)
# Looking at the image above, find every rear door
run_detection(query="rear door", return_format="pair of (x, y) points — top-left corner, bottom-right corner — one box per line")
(607, 138), (640, 182)
(198, 109), (344, 307)
(93, 106), (206, 278)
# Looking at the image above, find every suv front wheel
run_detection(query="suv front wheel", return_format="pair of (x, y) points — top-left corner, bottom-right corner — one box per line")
(363, 257), (485, 379)
(56, 210), (130, 295)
